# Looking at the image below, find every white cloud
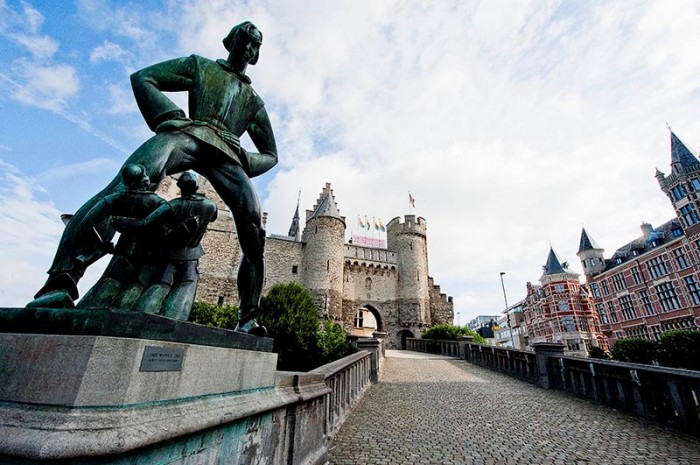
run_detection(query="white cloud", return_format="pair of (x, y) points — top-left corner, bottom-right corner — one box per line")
(106, 83), (136, 115)
(90, 41), (129, 64)
(12, 33), (58, 59)
(11, 60), (79, 111)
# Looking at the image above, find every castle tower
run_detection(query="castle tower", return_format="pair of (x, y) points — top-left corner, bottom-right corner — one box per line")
(576, 227), (605, 278)
(301, 183), (346, 319)
(386, 215), (431, 326)
(656, 129), (700, 237)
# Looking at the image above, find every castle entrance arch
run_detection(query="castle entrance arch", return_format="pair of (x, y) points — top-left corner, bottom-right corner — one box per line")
(396, 329), (414, 350)
(351, 304), (383, 337)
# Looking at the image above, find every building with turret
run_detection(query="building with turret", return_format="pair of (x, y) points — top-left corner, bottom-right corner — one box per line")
(576, 130), (700, 347)
(522, 248), (604, 355)
(170, 182), (453, 349)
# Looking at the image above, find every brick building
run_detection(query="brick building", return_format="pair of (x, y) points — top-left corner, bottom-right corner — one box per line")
(522, 248), (604, 355)
(577, 130), (700, 347)
(164, 181), (454, 349)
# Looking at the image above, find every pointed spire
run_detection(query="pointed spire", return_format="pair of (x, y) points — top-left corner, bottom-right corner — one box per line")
(287, 190), (301, 240)
(670, 129), (699, 170)
(306, 183), (342, 221)
(542, 247), (566, 275)
(578, 227), (602, 254)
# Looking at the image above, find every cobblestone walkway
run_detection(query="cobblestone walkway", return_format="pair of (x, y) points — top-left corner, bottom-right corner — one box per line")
(328, 350), (700, 465)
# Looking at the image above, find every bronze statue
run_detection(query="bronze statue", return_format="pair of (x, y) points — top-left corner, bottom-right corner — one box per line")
(28, 21), (277, 335)
(111, 172), (217, 320)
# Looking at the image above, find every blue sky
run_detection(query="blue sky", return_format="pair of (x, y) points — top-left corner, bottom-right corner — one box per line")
(3, 0), (700, 322)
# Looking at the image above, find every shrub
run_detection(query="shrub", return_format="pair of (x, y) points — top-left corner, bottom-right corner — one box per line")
(316, 320), (356, 365)
(610, 338), (658, 365)
(189, 301), (239, 330)
(588, 346), (609, 360)
(658, 330), (700, 371)
(259, 283), (321, 372)
(421, 324), (486, 344)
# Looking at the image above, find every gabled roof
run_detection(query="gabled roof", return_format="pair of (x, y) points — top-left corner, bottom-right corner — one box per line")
(306, 183), (342, 221)
(578, 228), (602, 254)
(670, 130), (700, 170)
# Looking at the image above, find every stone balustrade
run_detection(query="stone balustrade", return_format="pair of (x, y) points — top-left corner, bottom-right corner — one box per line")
(310, 350), (374, 438)
(462, 341), (700, 436)
(405, 337), (461, 357)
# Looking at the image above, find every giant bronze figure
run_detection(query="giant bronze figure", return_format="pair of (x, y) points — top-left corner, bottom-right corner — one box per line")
(29, 21), (277, 335)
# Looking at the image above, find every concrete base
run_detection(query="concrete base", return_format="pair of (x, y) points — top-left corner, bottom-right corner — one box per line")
(0, 333), (277, 407)
(0, 333), (331, 464)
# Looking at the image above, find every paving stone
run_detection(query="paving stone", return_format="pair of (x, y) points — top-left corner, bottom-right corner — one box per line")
(328, 352), (700, 465)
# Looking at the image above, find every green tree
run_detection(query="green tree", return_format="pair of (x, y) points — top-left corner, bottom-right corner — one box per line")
(189, 301), (239, 330)
(421, 323), (486, 345)
(588, 346), (609, 360)
(610, 338), (658, 365)
(658, 330), (700, 370)
(316, 320), (356, 365)
(259, 283), (321, 371)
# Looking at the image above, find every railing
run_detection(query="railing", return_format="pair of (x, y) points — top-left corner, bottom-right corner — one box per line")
(465, 343), (538, 384)
(463, 342), (700, 436)
(310, 350), (373, 437)
(406, 338), (461, 357)
(550, 355), (700, 434)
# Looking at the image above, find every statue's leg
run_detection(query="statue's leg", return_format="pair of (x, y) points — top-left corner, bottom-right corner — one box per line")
(203, 162), (265, 334)
(31, 133), (185, 307)
(161, 261), (198, 321)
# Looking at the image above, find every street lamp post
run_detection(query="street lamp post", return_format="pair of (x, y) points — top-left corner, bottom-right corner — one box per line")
(499, 272), (514, 348)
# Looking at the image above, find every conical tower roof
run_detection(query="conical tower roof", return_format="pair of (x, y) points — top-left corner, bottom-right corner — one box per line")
(306, 183), (342, 221)
(577, 228), (602, 254)
(543, 247), (566, 275)
(288, 201), (300, 239)
(670, 130), (700, 169)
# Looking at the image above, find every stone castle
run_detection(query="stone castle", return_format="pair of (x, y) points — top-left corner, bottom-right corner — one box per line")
(159, 179), (454, 348)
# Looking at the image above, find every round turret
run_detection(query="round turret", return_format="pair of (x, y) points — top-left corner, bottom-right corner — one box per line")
(301, 184), (346, 320)
(386, 215), (430, 325)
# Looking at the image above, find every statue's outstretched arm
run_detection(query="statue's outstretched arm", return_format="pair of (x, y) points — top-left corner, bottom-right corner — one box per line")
(130, 57), (195, 132)
(243, 106), (278, 177)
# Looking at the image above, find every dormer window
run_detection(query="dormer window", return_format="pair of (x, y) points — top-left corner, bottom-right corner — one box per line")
(672, 228), (683, 237)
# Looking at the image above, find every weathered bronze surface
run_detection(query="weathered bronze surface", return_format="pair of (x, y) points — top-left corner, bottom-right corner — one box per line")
(28, 22), (277, 334)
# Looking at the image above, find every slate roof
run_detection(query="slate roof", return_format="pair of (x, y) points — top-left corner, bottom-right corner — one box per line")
(671, 130), (700, 170)
(605, 219), (684, 271)
(542, 247), (569, 276)
(577, 228), (602, 254)
(306, 183), (342, 221)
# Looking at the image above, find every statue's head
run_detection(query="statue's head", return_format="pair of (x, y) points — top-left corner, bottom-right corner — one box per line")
(223, 21), (262, 66)
(121, 164), (148, 189)
(177, 171), (199, 195)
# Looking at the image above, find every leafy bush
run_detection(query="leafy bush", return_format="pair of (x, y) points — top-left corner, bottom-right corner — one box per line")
(610, 338), (658, 365)
(588, 346), (609, 360)
(316, 320), (356, 365)
(421, 324), (486, 344)
(658, 330), (700, 371)
(259, 283), (321, 372)
(189, 301), (239, 330)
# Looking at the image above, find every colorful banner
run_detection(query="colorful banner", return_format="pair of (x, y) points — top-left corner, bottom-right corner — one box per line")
(352, 235), (386, 248)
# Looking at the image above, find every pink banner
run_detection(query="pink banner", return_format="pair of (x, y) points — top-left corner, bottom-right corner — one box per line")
(352, 235), (386, 248)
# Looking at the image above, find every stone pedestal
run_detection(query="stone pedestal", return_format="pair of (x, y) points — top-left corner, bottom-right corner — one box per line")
(0, 308), (330, 465)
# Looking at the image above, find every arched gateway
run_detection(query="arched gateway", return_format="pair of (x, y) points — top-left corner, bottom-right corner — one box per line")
(351, 304), (383, 337)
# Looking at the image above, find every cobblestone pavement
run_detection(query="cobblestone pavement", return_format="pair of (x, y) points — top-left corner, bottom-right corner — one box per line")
(328, 351), (700, 465)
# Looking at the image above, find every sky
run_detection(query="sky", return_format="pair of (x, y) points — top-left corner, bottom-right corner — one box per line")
(2, 0), (700, 324)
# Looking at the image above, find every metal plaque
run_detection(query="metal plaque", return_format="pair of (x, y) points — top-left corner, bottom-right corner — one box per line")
(139, 346), (185, 372)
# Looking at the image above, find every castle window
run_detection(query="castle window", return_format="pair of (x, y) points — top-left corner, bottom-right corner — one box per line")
(607, 301), (618, 323)
(672, 185), (687, 200)
(692, 179), (700, 191)
(631, 266), (643, 285)
(611, 273), (626, 292)
(680, 204), (699, 226)
(684, 275), (700, 305)
(618, 295), (636, 321)
(672, 228), (683, 237)
(365, 277), (372, 290)
(646, 257), (668, 279)
(639, 289), (654, 315)
(655, 282), (680, 311)
(354, 309), (364, 328)
(217, 296), (224, 306)
(674, 248), (689, 269)
(292, 265), (298, 274)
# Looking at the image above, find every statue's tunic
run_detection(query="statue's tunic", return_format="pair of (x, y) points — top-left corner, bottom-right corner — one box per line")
(131, 55), (272, 177)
